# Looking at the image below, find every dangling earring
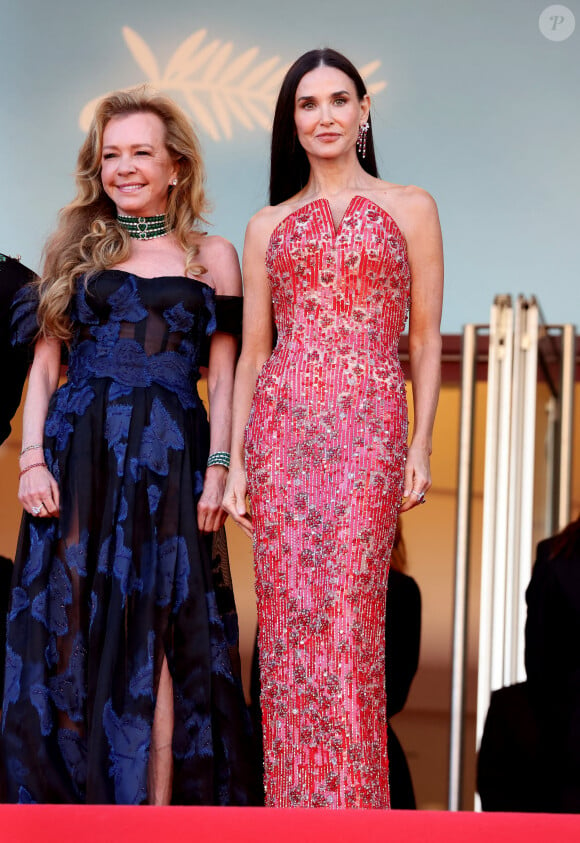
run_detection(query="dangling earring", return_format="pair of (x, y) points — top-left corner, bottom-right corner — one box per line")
(356, 122), (369, 159)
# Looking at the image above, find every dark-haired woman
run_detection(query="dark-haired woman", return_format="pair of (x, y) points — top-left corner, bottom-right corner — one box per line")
(3, 87), (257, 805)
(224, 48), (443, 808)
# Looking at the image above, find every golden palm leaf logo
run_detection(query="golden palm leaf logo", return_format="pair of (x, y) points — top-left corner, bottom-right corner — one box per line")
(80, 27), (387, 141)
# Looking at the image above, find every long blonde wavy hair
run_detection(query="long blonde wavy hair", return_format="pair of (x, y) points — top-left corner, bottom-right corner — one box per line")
(37, 85), (209, 342)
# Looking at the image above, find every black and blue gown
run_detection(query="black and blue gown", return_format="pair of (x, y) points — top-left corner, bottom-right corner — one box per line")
(2, 270), (257, 805)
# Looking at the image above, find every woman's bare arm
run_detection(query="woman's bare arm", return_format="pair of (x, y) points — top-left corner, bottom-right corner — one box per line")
(18, 337), (62, 517)
(222, 210), (277, 536)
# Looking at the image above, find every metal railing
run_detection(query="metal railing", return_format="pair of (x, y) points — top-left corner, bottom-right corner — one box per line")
(448, 296), (575, 810)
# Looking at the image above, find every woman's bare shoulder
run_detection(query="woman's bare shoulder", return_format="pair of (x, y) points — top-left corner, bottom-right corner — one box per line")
(246, 203), (292, 238)
(373, 181), (437, 213)
(366, 181), (440, 240)
(195, 234), (242, 295)
(197, 233), (238, 263)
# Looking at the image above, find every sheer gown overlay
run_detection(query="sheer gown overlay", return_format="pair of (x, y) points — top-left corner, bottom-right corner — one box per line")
(2, 271), (256, 805)
(245, 196), (411, 808)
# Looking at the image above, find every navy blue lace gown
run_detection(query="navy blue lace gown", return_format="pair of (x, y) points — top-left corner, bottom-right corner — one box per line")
(2, 270), (256, 805)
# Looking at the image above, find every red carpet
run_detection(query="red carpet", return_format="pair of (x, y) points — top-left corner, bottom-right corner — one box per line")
(2, 806), (579, 843)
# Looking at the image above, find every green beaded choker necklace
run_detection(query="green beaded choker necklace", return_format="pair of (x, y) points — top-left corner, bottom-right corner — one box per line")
(117, 213), (171, 240)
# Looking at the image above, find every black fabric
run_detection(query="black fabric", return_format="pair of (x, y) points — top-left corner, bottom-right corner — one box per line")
(478, 531), (580, 813)
(0, 555), (13, 801)
(0, 254), (36, 444)
(384, 568), (421, 808)
(524, 533), (580, 812)
(386, 721), (416, 810)
(0, 555), (13, 695)
(198, 295), (242, 368)
(2, 272), (258, 805)
(385, 568), (421, 718)
(477, 681), (543, 811)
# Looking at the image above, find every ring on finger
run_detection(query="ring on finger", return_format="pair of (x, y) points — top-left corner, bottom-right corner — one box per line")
(31, 504), (42, 516)
(411, 489), (426, 504)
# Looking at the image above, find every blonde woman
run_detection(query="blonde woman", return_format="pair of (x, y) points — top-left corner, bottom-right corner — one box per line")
(3, 87), (257, 806)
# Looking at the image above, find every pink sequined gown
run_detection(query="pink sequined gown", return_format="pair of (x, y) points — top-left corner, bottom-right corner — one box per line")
(245, 195), (411, 808)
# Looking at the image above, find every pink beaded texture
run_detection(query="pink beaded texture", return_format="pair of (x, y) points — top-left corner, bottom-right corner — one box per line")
(245, 195), (411, 808)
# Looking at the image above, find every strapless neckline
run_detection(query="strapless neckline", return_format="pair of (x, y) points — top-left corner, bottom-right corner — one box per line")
(268, 194), (407, 248)
(106, 268), (215, 291)
(247, 192), (411, 808)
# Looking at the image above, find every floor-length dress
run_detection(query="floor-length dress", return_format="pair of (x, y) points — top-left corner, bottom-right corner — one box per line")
(245, 195), (411, 808)
(2, 270), (256, 805)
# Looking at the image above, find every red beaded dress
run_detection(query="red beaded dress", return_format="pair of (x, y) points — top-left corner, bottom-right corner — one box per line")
(245, 195), (411, 808)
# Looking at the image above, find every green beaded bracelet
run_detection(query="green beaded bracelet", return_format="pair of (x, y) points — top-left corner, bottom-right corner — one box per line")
(207, 451), (230, 469)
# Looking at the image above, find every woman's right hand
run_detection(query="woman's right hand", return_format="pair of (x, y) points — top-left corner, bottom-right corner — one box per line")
(18, 463), (60, 518)
(222, 465), (253, 538)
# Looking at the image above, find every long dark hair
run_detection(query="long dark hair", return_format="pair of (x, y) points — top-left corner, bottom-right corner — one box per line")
(269, 48), (379, 206)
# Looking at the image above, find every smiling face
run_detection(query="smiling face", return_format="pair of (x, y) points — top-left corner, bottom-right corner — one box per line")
(100, 111), (178, 218)
(294, 64), (369, 162)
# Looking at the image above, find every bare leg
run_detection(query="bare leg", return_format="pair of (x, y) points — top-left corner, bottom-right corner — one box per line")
(147, 656), (174, 805)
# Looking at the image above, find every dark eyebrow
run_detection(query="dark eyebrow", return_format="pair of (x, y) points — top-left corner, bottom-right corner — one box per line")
(296, 89), (351, 103)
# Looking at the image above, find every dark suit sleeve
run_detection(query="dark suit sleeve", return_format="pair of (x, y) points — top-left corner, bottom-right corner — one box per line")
(477, 683), (544, 812)
(0, 256), (37, 445)
(0, 339), (29, 444)
(524, 539), (559, 707)
(524, 536), (580, 726)
(524, 535), (580, 811)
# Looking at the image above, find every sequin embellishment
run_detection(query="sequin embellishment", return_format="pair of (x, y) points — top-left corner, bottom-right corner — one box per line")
(245, 195), (411, 808)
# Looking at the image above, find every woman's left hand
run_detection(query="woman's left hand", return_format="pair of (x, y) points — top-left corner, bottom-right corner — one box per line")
(197, 465), (228, 533)
(400, 442), (432, 512)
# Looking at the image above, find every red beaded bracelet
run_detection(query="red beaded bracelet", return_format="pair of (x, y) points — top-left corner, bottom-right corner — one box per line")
(19, 462), (47, 478)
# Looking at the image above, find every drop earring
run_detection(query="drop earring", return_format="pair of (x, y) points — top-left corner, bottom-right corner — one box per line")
(356, 122), (369, 159)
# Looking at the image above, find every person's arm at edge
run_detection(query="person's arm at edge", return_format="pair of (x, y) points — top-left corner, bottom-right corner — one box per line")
(399, 188), (443, 513)
(222, 211), (276, 537)
(18, 336), (61, 516)
(197, 236), (242, 533)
